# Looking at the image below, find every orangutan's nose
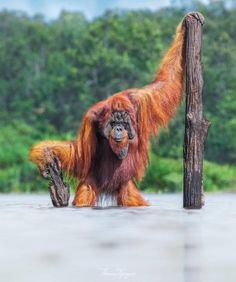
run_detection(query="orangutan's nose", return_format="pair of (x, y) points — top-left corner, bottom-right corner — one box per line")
(113, 124), (124, 142)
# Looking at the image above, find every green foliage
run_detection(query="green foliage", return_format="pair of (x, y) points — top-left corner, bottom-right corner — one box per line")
(0, 1), (235, 192)
(0, 122), (74, 192)
(139, 153), (183, 193)
(0, 122), (42, 192)
(139, 154), (236, 193)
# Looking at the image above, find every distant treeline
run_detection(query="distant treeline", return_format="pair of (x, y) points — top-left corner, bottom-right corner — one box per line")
(0, 1), (235, 192)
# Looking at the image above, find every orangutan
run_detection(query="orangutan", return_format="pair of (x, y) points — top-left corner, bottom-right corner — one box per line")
(30, 13), (201, 207)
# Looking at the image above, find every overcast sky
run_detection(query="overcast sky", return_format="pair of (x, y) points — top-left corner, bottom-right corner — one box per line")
(0, 0), (183, 20)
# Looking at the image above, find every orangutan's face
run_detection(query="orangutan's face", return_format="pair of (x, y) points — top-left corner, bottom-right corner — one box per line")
(103, 111), (135, 160)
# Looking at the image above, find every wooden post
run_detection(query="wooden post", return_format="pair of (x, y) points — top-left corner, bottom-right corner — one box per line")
(183, 12), (211, 209)
(44, 148), (70, 207)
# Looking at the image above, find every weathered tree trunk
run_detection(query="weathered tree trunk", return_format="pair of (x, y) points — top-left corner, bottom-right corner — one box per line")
(183, 12), (211, 209)
(44, 148), (70, 207)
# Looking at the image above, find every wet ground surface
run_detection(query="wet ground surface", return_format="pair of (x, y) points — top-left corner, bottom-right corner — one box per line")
(0, 193), (236, 282)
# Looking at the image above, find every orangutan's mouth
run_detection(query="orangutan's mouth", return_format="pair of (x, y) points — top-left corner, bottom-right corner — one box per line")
(114, 137), (123, 142)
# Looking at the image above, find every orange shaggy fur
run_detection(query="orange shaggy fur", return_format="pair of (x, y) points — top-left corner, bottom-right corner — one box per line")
(30, 17), (186, 207)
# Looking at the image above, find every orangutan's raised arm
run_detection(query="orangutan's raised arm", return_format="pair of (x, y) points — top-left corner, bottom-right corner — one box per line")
(129, 16), (186, 137)
(129, 13), (203, 137)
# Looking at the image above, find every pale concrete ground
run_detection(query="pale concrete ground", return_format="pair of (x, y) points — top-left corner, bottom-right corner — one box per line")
(0, 193), (236, 282)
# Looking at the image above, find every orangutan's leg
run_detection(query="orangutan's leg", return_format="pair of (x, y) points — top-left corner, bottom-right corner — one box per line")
(72, 183), (96, 207)
(117, 181), (149, 207)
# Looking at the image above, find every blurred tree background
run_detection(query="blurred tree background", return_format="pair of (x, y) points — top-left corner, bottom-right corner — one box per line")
(0, 0), (235, 193)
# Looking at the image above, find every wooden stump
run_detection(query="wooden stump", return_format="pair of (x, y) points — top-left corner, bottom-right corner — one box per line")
(183, 12), (211, 209)
(44, 148), (70, 207)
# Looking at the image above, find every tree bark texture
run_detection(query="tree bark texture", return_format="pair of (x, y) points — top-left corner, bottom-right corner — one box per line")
(183, 12), (211, 209)
(44, 148), (70, 207)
